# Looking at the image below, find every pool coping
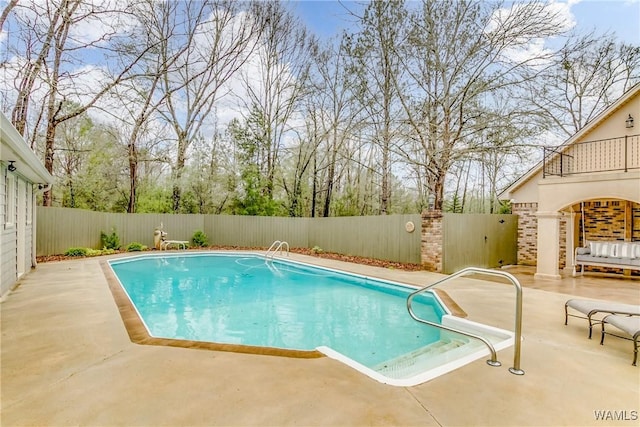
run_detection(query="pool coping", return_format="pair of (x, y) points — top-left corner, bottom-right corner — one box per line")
(101, 259), (325, 359)
(101, 253), (468, 361)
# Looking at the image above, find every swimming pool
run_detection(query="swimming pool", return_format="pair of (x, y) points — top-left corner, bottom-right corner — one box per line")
(108, 253), (514, 386)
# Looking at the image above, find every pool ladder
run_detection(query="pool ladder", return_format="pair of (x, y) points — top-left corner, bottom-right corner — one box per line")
(407, 267), (524, 376)
(265, 240), (289, 261)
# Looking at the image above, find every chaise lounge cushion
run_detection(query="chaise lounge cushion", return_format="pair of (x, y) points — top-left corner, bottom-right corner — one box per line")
(566, 299), (640, 318)
(565, 299), (640, 338)
(603, 315), (640, 339)
(601, 314), (640, 366)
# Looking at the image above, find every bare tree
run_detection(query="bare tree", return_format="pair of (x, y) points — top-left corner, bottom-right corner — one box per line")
(5, 0), (154, 206)
(8, 0), (67, 137)
(235, 1), (314, 207)
(305, 35), (362, 217)
(395, 0), (565, 210)
(0, 0), (18, 32)
(348, 0), (406, 215)
(525, 32), (640, 139)
(54, 109), (92, 208)
(111, 0), (202, 213)
(159, 0), (260, 213)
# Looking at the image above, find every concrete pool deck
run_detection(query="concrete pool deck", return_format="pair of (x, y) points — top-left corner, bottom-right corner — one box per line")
(1, 252), (639, 426)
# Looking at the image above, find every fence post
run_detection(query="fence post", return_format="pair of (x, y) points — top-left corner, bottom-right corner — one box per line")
(421, 209), (443, 272)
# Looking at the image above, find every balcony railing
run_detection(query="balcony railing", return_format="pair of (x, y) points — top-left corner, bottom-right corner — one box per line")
(543, 134), (640, 178)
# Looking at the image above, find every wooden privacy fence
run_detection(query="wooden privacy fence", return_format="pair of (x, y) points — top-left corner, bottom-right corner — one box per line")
(36, 207), (423, 264)
(36, 208), (518, 270)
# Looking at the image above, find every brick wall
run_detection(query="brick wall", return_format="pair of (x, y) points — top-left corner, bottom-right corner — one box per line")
(577, 201), (640, 275)
(579, 201), (627, 244)
(512, 203), (537, 265)
(421, 210), (443, 272)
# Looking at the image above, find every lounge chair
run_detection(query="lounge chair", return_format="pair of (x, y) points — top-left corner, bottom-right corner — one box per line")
(564, 299), (640, 338)
(600, 314), (640, 366)
(161, 239), (189, 250)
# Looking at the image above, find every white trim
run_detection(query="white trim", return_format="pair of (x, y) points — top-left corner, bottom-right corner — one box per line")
(0, 112), (53, 185)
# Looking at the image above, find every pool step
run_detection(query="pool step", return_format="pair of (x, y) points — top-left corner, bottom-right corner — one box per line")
(373, 337), (471, 379)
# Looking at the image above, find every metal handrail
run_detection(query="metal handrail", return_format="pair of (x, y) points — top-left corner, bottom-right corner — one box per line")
(407, 267), (524, 375)
(542, 134), (640, 178)
(265, 240), (289, 260)
(265, 240), (282, 255)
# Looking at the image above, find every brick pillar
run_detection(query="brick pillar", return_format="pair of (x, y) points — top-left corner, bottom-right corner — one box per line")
(421, 209), (443, 272)
(512, 202), (538, 265)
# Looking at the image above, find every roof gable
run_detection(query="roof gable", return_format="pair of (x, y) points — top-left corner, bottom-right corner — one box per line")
(500, 83), (640, 199)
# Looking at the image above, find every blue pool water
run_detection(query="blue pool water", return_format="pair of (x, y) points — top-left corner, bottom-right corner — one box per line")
(109, 253), (448, 368)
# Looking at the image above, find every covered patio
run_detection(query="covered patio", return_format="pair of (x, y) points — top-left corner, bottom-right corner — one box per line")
(1, 253), (638, 426)
(502, 83), (640, 280)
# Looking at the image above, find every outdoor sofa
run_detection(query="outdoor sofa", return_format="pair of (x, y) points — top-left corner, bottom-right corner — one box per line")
(573, 241), (640, 276)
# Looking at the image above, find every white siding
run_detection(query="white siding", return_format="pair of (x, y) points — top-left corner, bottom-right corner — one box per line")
(1, 112), (52, 298)
(0, 165), (37, 297)
(1, 228), (17, 296)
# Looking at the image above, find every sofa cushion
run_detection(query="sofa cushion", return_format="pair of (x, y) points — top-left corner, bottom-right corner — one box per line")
(603, 257), (633, 266)
(575, 254), (640, 268)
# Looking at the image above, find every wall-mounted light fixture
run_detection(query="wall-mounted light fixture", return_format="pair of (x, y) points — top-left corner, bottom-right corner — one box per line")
(626, 114), (634, 128)
(7, 161), (16, 172)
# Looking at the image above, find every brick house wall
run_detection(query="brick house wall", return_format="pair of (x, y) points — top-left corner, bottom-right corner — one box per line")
(579, 201), (631, 243)
(559, 216), (567, 269)
(512, 203), (537, 266)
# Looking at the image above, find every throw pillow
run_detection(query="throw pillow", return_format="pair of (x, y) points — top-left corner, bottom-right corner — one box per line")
(619, 243), (634, 259)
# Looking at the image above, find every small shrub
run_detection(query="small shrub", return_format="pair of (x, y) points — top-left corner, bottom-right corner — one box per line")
(86, 249), (103, 257)
(100, 229), (120, 250)
(65, 247), (88, 257)
(126, 242), (146, 252)
(77, 248), (118, 257)
(312, 246), (323, 254)
(192, 230), (208, 247)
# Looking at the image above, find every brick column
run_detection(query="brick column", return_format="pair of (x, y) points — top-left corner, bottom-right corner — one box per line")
(421, 209), (443, 272)
(512, 202), (538, 265)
